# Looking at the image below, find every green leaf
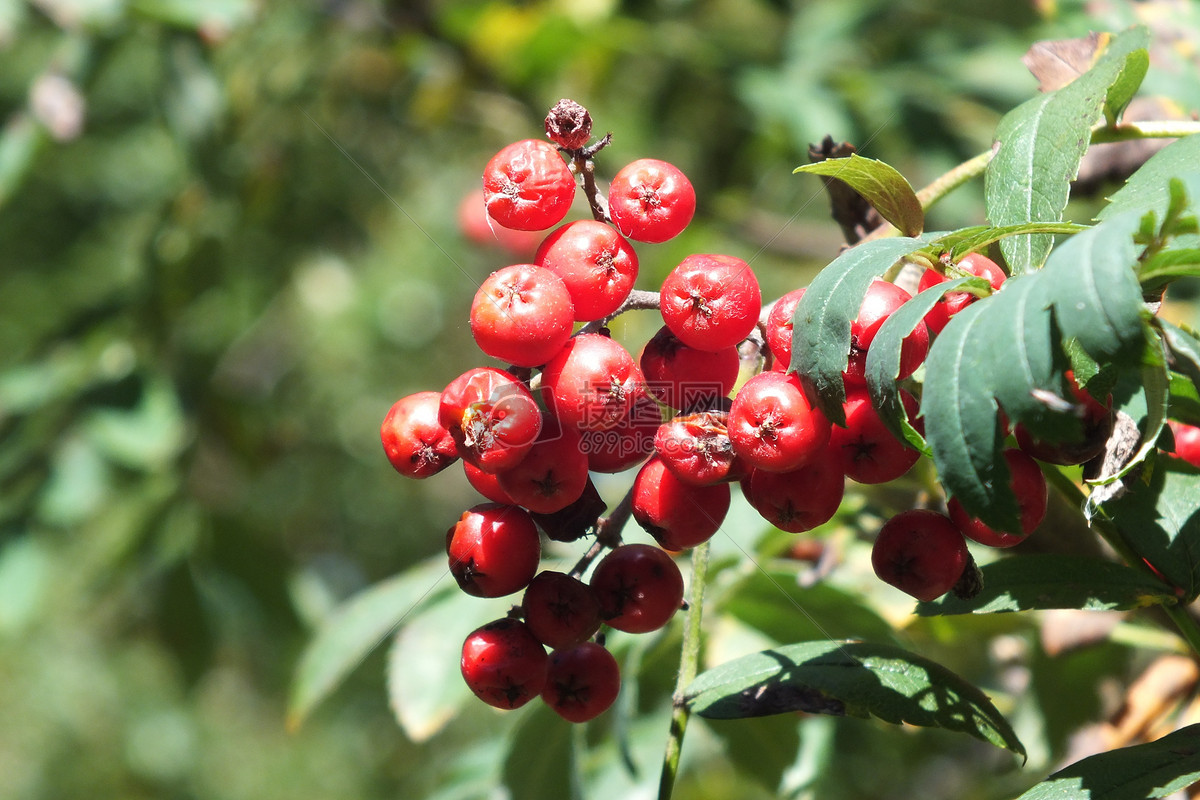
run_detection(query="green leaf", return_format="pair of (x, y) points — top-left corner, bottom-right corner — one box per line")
(794, 155), (924, 237)
(790, 237), (928, 425)
(1099, 135), (1200, 222)
(931, 222), (1089, 261)
(288, 558), (452, 731)
(865, 275), (990, 454)
(1014, 723), (1200, 800)
(1161, 319), (1200, 389)
(1168, 371), (1200, 426)
(1106, 458), (1200, 601)
(986, 27), (1150, 272)
(502, 703), (580, 800)
(1102, 45), (1149, 126)
(684, 640), (1025, 759)
(916, 555), (1177, 615)
(1088, 357), (1169, 489)
(1139, 248), (1200, 290)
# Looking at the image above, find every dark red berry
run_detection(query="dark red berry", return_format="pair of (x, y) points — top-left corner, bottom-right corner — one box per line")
(632, 456), (731, 550)
(589, 544), (684, 633)
(741, 458), (845, 533)
(544, 99), (593, 151)
(871, 509), (968, 602)
(659, 254), (762, 352)
(470, 264), (574, 368)
(522, 571), (602, 650)
(446, 503), (541, 598)
(482, 139), (576, 231)
(827, 389), (921, 484)
(541, 642), (621, 723)
(461, 618), (548, 710)
(607, 158), (695, 243)
(380, 391), (459, 478)
(947, 449), (1047, 547)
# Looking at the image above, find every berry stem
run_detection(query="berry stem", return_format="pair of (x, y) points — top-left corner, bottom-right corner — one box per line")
(578, 289), (661, 335)
(568, 484), (633, 579)
(657, 540), (710, 800)
(571, 134), (614, 224)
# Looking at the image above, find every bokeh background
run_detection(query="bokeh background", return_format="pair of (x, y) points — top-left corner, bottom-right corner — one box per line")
(2, 1), (1199, 799)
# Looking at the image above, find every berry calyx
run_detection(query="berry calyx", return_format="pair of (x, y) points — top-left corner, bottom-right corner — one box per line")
(541, 333), (644, 431)
(522, 571), (603, 649)
(741, 458), (845, 533)
(446, 503), (542, 598)
(871, 509), (969, 602)
(535, 221), (639, 321)
(659, 254), (762, 352)
(380, 391), (459, 478)
(607, 158), (696, 243)
(482, 139), (576, 231)
(727, 370), (832, 472)
(589, 544), (684, 633)
(461, 618), (548, 710)
(947, 448), (1047, 547)
(439, 367), (542, 473)
(496, 416), (589, 514)
(470, 264), (574, 368)
(541, 642), (622, 723)
(632, 456), (731, 550)
(639, 325), (739, 411)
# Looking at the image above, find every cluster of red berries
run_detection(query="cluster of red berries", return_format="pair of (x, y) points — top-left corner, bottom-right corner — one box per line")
(378, 100), (1106, 722)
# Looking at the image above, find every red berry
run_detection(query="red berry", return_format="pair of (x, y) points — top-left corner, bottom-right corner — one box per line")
(844, 280), (929, 386)
(654, 410), (741, 486)
(765, 288), (805, 371)
(470, 264), (574, 368)
(440, 367), (542, 473)
(741, 458), (845, 533)
(639, 325), (739, 410)
(632, 456), (731, 550)
(607, 158), (696, 243)
(535, 221), (639, 321)
(827, 389), (921, 484)
(380, 391), (459, 478)
(457, 188), (544, 258)
(1167, 420), (1200, 467)
(482, 139), (576, 231)
(463, 460), (518, 505)
(871, 509), (968, 602)
(541, 333), (644, 431)
(579, 393), (660, 473)
(589, 544), (684, 633)
(522, 571), (602, 650)
(947, 449), (1047, 547)
(727, 370), (832, 472)
(497, 416), (589, 514)
(660, 254), (762, 352)
(918, 253), (1007, 334)
(461, 618), (548, 710)
(541, 642), (622, 723)
(446, 503), (541, 597)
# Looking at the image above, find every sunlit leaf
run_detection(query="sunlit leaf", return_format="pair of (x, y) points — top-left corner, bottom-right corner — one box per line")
(794, 155), (924, 237)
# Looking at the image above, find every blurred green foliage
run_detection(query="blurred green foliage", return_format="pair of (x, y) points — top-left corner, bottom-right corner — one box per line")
(1, 1), (1197, 798)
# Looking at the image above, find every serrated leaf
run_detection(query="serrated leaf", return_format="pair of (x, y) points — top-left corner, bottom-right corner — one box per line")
(916, 555), (1177, 615)
(931, 222), (1089, 261)
(1139, 248), (1200, 289)
(794, 155), (924, 237)
(790, 237), (928, 425)
(1014, 723), (1200, 800)
(1106, 459), (1200, 601)
(288, 558), (451, 731)
(1099, 135), (1200, 222)
(866, 276), (990, 454)
(387, 589), (512, 742)
(684, 640), (1025, 759)
(986, 27), (1150, 272)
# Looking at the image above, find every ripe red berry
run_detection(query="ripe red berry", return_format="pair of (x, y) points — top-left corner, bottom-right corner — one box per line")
(521, 571), (602, 650)
(727, 370), (832, 472)
(439, 367), (542, 473)
(535, 221), (639, 321)
(496, 416), (589, 514)
(470, 264), (574, 368)
(482, 139), (576, 231)
(463, 460), (518, 505)
(827, 389), (921, 484)
(461, 618), (548, 710)
(607, 158), (696, 243)
(540, 333), (644, 431)
(457, 188), (544, 258)
(1167, 420), (1200, 467)
(380, 391), (459, 478)
(871, 509), (968, 602)
(632, 456), (731, 550)
(589, 544), (684, 633)
(541, 642), (622, 723)
(918, 253), (1007, 334)
(947, 448), (1047, 547)
(639, 325), (739, 410)
(765, 288), (805, 371)
(741, 458), (845, 533)
(844, 280), (929, 386)
(579, 394), (660, 473)
(659, 254), (762, 352)
(446, 503), (542, 597)
(654, 410), (741, 486)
